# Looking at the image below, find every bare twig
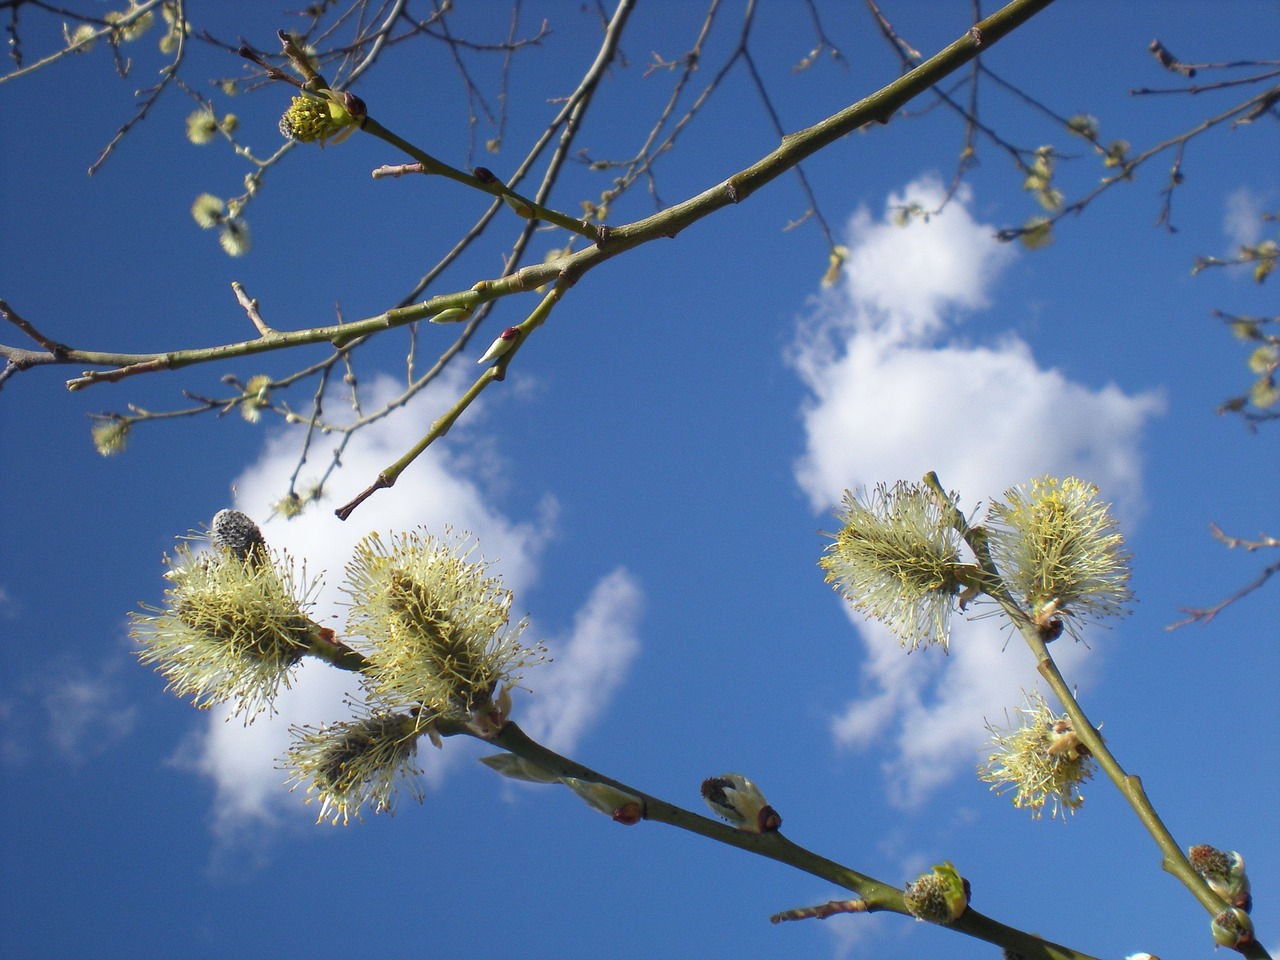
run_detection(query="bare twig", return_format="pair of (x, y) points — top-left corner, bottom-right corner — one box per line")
(1, 0), (1056, 519)
(1168, 524), (1280, 628)
(770, 898), (867, 923)
(233, 283), (277, 336)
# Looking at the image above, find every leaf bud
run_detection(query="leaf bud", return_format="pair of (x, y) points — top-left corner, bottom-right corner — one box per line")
(700, 773), (781, 833)
(1066, 113), (1099, 140)
(1210, 907), (1254, 950)
(429, 306), (474, 324)
(561, 777), (644, 825)
(503, 194), (535, 218)
(477, 326), (521, 365)
(341, 90), (367, 121)
(478, 753), (561, 784)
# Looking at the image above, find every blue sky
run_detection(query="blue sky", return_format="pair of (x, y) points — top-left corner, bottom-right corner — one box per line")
(1, 3), (1276, 959)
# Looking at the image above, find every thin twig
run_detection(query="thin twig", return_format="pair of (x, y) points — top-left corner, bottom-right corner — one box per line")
(1167, 524), (1280, 628)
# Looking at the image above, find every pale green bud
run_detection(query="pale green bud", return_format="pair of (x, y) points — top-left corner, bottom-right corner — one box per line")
(185, 109), (219, 145)
(562, 777), (644, 824)
(190, 193), (224, 229)
(700, 773), (781, 833)
(1210, 907), (1254, 950)
(218, 218), (251, 257)
(478, 753), (561, 784)
(1066, 114), (1099, 140)
(429, 306), (474, 325)
(91, 417), (130, 456)
(1019, 217), (1054, 250)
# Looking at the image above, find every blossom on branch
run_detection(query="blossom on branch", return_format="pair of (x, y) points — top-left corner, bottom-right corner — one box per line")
(978, 690), (1096, 820)
(903, 861), (969, 924)
(284, 708), (425, 825)
(820, 481), (965, 652)
(278, 89), (366, 146)
(131, 518), (320, 720)
(342, 529), (544, 727)
(985, 476), (1131, 640)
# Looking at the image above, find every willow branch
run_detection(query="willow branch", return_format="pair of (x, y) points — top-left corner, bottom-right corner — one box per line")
(190, 0), (628, 509)
(0, 0), (168, 86)
(334, 279), (567, 518)
(476, 720), (1100, 960)
(996, 81), (1280, 243)
(0, 0), (1053, 395)
(925, 473), (1269, 957)
(1168, 525), (1280, 628)
(358, 116), (603, 242)
(1024, 637), (1271, 958)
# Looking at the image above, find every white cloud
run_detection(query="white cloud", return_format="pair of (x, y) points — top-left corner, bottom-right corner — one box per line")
(170, 369), (641, 834)
(522, 568), (643, 754)
(1222, 185), (1265, 249)
(793, 332), (1158, 517)
(832, 183), (1011, 343)
(829, 617), (1090, 807)
(790, 176), (1162, 804)
(0, 651), (137, 767)
(43, 669), (139, 763)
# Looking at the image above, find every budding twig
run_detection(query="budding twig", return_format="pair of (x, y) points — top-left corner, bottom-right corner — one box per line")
(233, 282), (277, 336)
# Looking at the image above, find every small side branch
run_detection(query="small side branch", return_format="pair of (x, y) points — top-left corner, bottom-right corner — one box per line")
(770, 898), (867, 924)
(1168, 525), (1279, 628)
(1, 298), (71, 356)
(334, 280), (567, 519)
(360, 116), (602, 243)
(232, 282), (277, 336)
(482, 721), (1102, 960)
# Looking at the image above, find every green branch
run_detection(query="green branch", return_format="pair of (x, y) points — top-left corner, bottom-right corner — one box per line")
(359, 118), (603, 243)
(481, 720), (1099, 960)
(333, 280), (567, 519)
(1, 0), (1055, 394)
(925, 473), (1272, 959)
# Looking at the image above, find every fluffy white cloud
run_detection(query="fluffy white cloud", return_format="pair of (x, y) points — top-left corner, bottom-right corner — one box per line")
(521, 567), (643, 754)
(171, 369), (641, 834)
(829, 618), (1091, 807)
(790, 177), (1162, 806)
